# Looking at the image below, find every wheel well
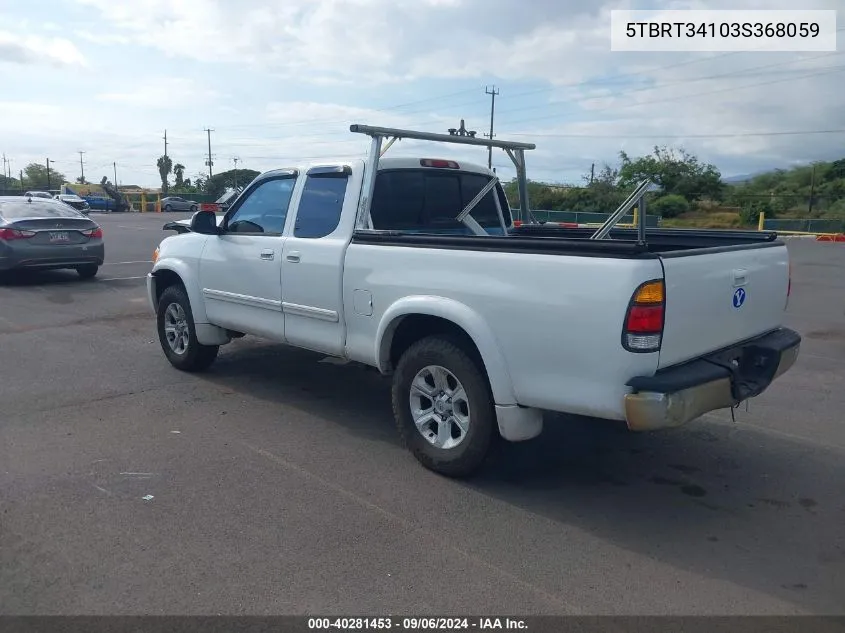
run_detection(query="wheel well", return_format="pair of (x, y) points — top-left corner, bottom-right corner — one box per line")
(388, 315), (486, 375)
(153, 269), (184, 304)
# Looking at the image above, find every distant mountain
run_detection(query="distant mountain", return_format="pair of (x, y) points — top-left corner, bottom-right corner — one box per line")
(722, 173), (759, 184)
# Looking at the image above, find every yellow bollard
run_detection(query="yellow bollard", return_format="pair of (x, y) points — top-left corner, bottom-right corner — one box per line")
(758, 211), (765, 231)
(632, 206), (638, 227)
(157, 193), (162, 213)
(140, 192), (146, 213)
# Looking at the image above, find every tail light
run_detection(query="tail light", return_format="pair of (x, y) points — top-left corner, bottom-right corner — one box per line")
(0, 228), (36, 240)
(82, 227), (103, 239)
(622, 279), (665, 353)
(420, 159), (460, 169)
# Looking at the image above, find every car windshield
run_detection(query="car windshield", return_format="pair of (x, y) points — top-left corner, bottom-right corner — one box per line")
(0, 199), (85, 219)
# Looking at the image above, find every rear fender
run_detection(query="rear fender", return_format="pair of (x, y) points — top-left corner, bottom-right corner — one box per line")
(376, 296), (517, 406)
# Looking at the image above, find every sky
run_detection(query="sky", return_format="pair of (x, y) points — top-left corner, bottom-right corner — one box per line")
(0, 0), (843, 189)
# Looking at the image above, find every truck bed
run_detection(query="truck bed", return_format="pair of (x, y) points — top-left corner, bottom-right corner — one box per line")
(352, 226), (783, 258)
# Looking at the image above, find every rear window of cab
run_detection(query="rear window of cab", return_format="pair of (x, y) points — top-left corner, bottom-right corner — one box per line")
(370, 170), (511, 232)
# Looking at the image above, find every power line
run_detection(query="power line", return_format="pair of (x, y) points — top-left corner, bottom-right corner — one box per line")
(501, 64), (845, 129)
(507, 128), (845, 139)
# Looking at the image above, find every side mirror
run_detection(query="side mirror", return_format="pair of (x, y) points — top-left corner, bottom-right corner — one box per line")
(189, 210), (219, 235)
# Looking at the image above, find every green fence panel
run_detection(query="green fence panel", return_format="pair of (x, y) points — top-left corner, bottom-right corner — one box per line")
(764, 218), (845, 233)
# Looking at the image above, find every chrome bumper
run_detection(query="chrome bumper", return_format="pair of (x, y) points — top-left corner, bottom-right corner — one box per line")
(624, 328), (801, 432)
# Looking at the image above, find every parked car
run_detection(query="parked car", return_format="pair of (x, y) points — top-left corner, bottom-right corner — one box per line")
(54, 193), (91, 214)
(147, 123), (800, 478)
(0, 195), (104, 278)
(161, 196), (198, 212)
(24, 191), (54, 199)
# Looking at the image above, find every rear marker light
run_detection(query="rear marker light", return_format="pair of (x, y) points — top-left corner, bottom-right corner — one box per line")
(420, 159), (460, 169)
(623, 279), (665, 353)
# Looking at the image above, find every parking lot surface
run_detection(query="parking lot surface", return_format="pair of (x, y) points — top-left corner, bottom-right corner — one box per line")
(1, 213), (844, 615)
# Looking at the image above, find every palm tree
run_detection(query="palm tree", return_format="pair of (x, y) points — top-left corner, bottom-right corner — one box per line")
(156, 155), (173, 194)
(173, 163), (185, 189)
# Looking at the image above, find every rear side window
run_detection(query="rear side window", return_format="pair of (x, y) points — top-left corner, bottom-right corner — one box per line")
(294, 173), (349, 238)
(371, 170), (509, 232)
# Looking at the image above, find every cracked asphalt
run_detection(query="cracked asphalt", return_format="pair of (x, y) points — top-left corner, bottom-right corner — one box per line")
(1, 213), (844, 615)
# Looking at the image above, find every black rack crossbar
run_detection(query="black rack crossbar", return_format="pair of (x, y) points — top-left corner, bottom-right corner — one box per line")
(350, 124), (536, 151)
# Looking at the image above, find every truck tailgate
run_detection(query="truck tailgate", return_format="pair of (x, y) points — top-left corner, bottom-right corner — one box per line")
(658, 244), (790, 369)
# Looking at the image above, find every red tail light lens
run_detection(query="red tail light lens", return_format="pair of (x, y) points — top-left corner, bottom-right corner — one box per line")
(0, 228), (36, 240)
(83, 227), (103, 239)
(420, 159), (460, 169)
(623, 280), (665, 353)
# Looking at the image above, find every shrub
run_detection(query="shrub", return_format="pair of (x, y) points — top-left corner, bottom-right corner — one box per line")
(649, 194), (690, 218)
(739, 200), (774, 226)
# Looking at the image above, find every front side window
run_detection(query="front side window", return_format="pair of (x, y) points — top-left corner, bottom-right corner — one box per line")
(226, 177), (296, 234)
(293, 174), (349, 238)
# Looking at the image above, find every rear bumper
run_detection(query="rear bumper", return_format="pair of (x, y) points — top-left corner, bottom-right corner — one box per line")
(624, 327), (801, 431)
(0, 242), (104, 271)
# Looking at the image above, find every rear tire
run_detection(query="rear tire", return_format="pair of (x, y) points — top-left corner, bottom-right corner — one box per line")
(76, 264), (98, 279)
(164, 204), (172, 212)
(156, 284), (219, 372)
(190, 205), (198, 212)
(392, 336), (496, 478)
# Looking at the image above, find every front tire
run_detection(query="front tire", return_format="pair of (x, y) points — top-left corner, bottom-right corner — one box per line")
(392, 336), (496, 478)
(76, 264), (98, 279)
(190, 205), (198, 212)
(164, 204), (172, 212)
(156, 284), (219, 372)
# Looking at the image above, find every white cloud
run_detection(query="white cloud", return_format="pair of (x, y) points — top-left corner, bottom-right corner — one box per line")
(96, 78), (220, 109)
(0, 30), (87, 67)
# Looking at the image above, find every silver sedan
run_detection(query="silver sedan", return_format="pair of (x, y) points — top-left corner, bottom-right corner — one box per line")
(0, 196), (105, 279)
(160, 196), (198, 212)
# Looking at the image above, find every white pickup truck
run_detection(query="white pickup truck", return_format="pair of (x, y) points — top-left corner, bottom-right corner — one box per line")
(148, 124), (801, 477)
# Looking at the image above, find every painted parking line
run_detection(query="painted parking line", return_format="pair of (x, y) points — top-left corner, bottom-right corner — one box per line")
(103, 261), (153, 265)
(98, 276), (148, 281)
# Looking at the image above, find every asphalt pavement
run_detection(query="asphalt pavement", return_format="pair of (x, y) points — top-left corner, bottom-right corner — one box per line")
(1, 213), (843, 615)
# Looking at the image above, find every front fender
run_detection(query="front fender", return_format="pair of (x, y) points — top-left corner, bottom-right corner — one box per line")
(376, 296), (517, 406)
(150, 258), (209, 325)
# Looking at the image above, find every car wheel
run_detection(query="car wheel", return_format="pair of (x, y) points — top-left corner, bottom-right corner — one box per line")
(392, 335), (496, 478)
(76, 264), (99, 279)
(157, 284), (219, 372)
(190, 205), (198, 212)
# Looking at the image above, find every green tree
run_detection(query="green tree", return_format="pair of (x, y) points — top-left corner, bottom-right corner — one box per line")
(619, 146), (723, 202)
(23, 163), (68, 190)
(173, 163), (185, 189)
(156, 155), (173, 194)
(204, 168), (259, 199)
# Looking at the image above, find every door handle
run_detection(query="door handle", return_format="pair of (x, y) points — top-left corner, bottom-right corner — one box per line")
(260, 249), (275, 261)
(286, 251), (301, 263)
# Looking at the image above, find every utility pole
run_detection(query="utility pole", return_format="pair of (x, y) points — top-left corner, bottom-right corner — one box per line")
(19, 169), (24, 191)
(204, 128), (214, 179)
(163, 129), (168, 159)
(46, 158), (52, 190)
(484, 86), (499, 170)
(1, 153), (7, 190)
(232, 157), (240, 188)
(113, 162), (118, 188)
(590, 163), (595, 184)
(78, 151), (86, 184)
